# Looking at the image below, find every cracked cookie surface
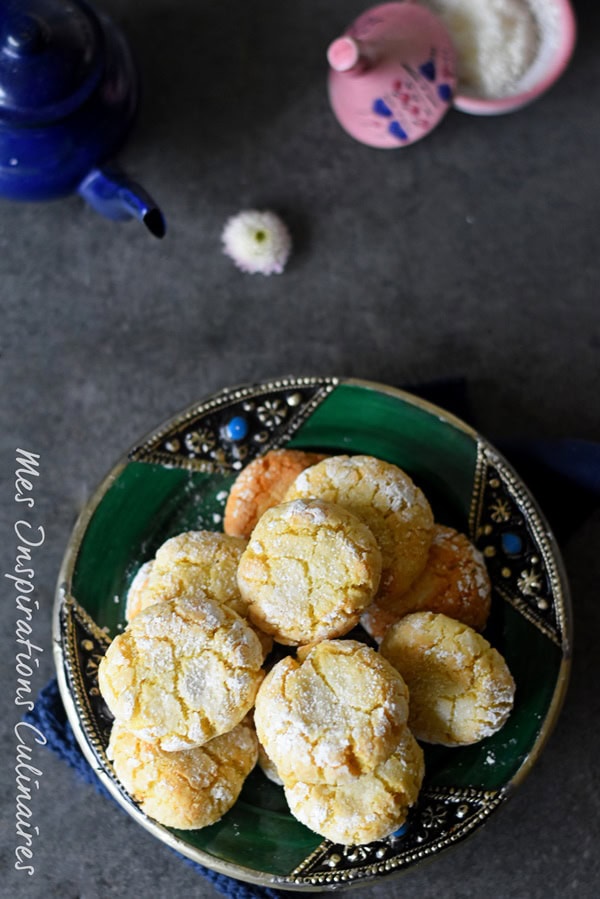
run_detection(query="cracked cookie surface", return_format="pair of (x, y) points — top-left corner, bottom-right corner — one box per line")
(108, 718), (258, 829)
(124, 531), (272, 656)
(254, 640), (409, 784)
(284, 454), (434, 607)
(237, 499), (382, 645)
(224, 449), (327, 538)
(380, 611), (515, 745)
(98, 593), (264, 751)
(284, 725), (424, 845)
(362, 524), (491, 640)
(125, 530), (248, 622)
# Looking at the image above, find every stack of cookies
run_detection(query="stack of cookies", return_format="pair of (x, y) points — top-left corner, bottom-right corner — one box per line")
(98, 543), (265, 828)
(254, 639), (424, 844)
(97, 449), (515, 845)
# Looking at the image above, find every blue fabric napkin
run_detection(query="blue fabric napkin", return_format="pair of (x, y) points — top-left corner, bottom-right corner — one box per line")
(27, 378), (600, 898)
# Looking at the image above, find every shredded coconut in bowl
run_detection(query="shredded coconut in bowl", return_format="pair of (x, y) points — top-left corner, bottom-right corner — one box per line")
(422, 0), (540, 98)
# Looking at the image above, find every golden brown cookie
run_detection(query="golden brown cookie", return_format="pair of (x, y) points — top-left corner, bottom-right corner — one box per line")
(125, 531), (248, 622)
(98, 592), (264, 751)
(284, 454), (434, 607)
(257, 742), (284, 786)
(125, 560), (155, 622)
(362, 524), (491, 640)
(224, 449), (327, 538)
(237, 499), (382, 645)
(254, 640), (409, 784)
(380, 611), (515, 745)
(108, 718), (258, 829)
(124, 531), (273, 656)
(284, 725), (424, 845)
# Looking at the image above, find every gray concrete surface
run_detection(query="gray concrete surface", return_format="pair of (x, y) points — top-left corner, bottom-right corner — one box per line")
(2, 0), (599, 896)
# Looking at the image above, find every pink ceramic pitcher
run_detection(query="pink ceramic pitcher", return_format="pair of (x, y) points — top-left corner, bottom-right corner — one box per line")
(327, 2), (457, 148)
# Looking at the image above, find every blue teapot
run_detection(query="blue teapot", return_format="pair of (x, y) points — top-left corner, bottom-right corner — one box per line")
(0, 0), (165, 237)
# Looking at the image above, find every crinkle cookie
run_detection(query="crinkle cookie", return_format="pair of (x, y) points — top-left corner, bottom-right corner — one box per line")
(362, 525), (491, 640)
(380, 611), (515, 746)
(107, 718), (258, 829)
(125, 531), (248, 622)
(284, 725), (424, 845)
(124, 531), (272, 657)
(284, 455), (434, 606)
(224, 449), (327, 539)
(254, 640), (409, 784)
(98, 593), (264, 751)
(237, 499), (382, 645)
(257, 742), (284, 786)
(125, 559), (155, 622)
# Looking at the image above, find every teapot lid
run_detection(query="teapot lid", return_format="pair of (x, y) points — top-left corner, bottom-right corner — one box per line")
(0, 0), (104, 124)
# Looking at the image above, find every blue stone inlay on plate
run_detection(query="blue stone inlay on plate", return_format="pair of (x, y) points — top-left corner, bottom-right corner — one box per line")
(224, 416), (249, 442)
(502, 532), (523, 556)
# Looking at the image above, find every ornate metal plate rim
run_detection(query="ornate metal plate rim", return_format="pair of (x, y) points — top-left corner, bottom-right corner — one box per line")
(290, 786), (507, 887)
(128, 375), (340, 472)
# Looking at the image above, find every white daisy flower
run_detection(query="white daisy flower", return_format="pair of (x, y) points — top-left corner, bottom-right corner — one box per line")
(221, 210), (292, 275)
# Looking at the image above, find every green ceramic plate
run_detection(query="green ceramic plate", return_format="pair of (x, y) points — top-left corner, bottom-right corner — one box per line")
(53, 377), (571, 890)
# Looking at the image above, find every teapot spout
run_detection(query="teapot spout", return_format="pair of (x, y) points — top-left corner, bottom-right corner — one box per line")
(78, 166), (166, 238)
